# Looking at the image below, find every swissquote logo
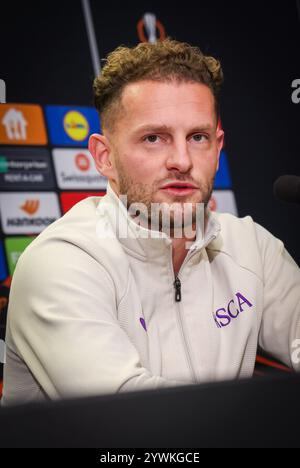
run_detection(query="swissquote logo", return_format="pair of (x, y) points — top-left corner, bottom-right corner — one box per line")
(52, 149), (107, 190)
(0, 192), (61, 235)
(137, 13), (166, 43)
(75, 152), (90, 172)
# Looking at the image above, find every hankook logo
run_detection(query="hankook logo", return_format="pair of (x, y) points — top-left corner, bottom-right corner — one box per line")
(20, 200), (40, 216)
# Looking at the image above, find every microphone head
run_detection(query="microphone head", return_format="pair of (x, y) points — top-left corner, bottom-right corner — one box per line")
(274, 175), (300, 204)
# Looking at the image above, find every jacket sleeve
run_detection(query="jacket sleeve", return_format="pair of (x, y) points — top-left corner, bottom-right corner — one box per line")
(4, 238), (184, 402)
(256, 223), (300, 370)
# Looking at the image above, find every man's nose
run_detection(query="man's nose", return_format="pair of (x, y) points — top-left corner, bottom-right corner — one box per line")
(165, 140), (193, 173)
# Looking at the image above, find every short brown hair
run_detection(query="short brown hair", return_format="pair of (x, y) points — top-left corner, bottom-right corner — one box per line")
(93, 38), (223, 132)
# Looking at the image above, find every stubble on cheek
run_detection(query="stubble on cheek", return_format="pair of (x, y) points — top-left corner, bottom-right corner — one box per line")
(114, 153), (156, 209)
(113, 151), (215, 233)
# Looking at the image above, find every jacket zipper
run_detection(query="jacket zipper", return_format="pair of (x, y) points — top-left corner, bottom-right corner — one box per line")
(174, 277), (181, 302)
(170, 250), (197, 383)
(173, 247), (199, 303)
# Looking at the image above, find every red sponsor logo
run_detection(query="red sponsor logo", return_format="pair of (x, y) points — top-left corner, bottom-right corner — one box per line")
(75, 153), (90, 172)
(60, 192), (106, 214)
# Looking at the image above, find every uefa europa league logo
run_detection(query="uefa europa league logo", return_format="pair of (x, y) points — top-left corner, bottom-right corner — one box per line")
(143, 13), (158, 43)
(0, 79), (6, 103)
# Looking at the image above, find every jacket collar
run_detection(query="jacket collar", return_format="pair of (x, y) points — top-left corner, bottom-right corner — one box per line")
(97, 181), (221, 259)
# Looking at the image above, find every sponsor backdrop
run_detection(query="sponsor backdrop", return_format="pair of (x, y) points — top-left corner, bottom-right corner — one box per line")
(0, 1), (299, 395)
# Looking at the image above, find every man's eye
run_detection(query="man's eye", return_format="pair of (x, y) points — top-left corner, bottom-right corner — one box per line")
(144, 135), (160, 143)
(192, 134), (207, 142)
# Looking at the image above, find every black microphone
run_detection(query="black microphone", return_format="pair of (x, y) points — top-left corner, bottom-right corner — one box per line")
(273, 175), (300, 204)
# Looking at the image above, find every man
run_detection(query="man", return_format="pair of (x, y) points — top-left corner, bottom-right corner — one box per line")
(2, 39), (300, 406)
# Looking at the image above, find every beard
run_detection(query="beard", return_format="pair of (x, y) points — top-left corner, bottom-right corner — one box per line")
(114, 155), (214, 237)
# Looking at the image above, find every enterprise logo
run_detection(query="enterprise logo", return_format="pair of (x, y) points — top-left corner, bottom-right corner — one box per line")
(0, 149), (55, 190)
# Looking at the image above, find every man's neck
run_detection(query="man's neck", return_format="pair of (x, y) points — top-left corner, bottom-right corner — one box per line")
(172, 238), (191, 277)
(171, 212), (208, 277)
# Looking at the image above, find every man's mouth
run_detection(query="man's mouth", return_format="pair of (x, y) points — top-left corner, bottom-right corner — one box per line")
(160, 182), (199, 196)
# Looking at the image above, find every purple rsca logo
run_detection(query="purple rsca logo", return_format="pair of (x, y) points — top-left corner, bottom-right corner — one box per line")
(213, 292), (253, 329)
(140, 318), (147, 331)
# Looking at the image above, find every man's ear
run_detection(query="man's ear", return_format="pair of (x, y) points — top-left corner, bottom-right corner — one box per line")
(215, 129), (225, 172)
(88, 133), (116, 179)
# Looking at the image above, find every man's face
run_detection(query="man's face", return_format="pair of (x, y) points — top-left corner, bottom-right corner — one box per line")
(91, 80), (224, 232)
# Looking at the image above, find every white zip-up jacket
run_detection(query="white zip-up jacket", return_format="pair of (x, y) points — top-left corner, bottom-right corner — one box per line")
(2, 182), (300, 405)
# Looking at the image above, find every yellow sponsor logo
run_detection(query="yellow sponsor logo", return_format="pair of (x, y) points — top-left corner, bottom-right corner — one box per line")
(63, 111), (90, 142)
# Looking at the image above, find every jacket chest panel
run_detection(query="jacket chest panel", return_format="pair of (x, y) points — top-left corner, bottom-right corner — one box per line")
(117, 250), (264, 383)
